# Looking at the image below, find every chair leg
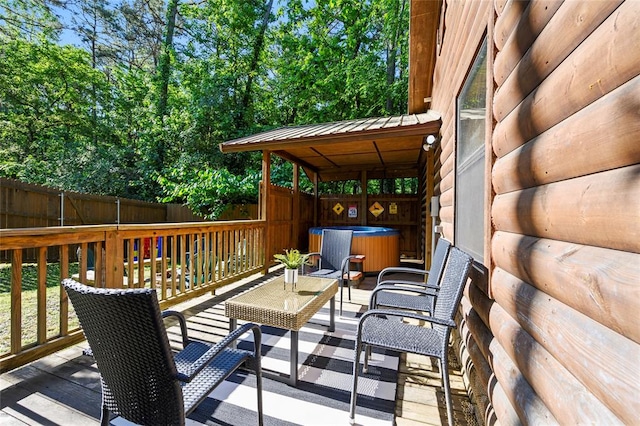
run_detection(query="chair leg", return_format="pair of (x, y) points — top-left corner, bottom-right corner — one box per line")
(363, 345), (369, 373)
(339, 281), (344, 316)
(441, 357), (454, 426)
(100, 405), (110, 426)
(349, 339), (362, 424)
(255, 364), (264, 426)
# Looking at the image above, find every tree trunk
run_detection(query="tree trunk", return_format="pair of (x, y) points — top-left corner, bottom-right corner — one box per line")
(157, 0), (178, 121)
(156, 0), (179, 166)
(386, 0), (407, 112)
(238, 0), (274, 128)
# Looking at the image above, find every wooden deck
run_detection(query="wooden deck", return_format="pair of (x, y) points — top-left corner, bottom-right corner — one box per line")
(1, 267), (478, 426)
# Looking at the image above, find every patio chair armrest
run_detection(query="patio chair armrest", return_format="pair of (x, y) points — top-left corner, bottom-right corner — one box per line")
(369, 285), (437, 309)
(376, 279), (440, 293)
(175, 322), (262, 382)
(162, 310), (189, 348)
(340, 255), (359, 275)
(302, 252), (321, 274)
(359, 309), (456, 329)
(372, 284), (437, 297)
(377, 267), (429, 284)
(376, 279), (429, 289)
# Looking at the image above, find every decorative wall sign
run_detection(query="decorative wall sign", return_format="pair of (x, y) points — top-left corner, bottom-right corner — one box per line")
(369, 202), (384, 217)
(389, 202), (398, 214)
(348, 205), (358, 218)
(333, 203), (345, 215)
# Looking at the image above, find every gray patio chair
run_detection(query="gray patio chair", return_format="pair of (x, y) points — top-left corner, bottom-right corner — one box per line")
(302, 229), (355, 316)
(349, 247), (473, 426)
(62, 278), (263, 426)
(369, 238), (451, 314)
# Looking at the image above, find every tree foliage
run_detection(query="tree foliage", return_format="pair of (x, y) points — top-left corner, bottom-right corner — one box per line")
(0, 0), (409, 218)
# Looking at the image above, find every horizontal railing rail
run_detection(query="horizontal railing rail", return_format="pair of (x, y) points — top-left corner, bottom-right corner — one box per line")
(0, 220), (266, 373)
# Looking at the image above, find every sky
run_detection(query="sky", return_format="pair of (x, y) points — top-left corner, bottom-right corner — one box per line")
(52, 0), (298, 48)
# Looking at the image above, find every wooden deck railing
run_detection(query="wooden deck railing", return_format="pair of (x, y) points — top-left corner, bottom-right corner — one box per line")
(0, 220), (266, 373)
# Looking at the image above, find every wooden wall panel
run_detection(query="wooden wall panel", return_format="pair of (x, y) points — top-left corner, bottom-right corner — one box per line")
(492, 268), (640, 424)
(317, 194), (420, 258)
(493, 75), (640, 193)
(493, 232), (640, 344)
(492, 165), (640, 253)
(493, 0), (563, 86)
(494, 1), (623, 119)
(465, 296), (556, 425)
(268, 185), (294, 257)
(432, 0), (491, 243)
(426, 0), (640, 424)
(485, 290), (621, 424)
(430, 1), (496, 421)
(469, 278), (622, 424)
(455, 309), (497, 425)
(493, 0), (530, 51)
(493, 2), (640, 157)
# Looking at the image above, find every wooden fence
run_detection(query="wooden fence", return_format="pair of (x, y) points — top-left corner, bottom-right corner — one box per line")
(317, 194), (420, 259)
(0, 178), (203, 228)
(0, 220), (266, 373)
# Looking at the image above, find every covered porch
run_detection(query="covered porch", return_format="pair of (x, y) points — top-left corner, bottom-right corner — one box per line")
(218, 111), (443, 273)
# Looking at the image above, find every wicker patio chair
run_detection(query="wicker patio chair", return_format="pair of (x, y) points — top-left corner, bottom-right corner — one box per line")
(302, 229), (356, 316)
(369, 238), (452, 314)
(349, 247), (473, 426)
(62, 278), (263, 426)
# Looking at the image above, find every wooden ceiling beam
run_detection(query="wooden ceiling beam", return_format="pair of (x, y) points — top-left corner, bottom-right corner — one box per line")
(272, 150), (319, 174)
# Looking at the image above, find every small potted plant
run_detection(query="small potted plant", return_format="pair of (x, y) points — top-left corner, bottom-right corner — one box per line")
(274, 249), (311, 289)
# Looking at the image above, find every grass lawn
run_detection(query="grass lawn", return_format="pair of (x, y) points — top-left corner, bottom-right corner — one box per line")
(0, 262), (80, 355)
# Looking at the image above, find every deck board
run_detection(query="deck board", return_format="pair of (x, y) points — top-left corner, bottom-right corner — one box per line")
(1, 267), (477, 426)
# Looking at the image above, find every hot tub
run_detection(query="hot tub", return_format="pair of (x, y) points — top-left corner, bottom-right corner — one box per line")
(308, 226), (400, 273)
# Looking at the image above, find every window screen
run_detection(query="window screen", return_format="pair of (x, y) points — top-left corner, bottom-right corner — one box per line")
(455, 39), (487, 262)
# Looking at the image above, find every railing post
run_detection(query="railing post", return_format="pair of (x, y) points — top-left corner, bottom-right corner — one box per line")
(59, 192), (64, 226)
(105, 229), (123, 288)
(10, 249), (22, 354)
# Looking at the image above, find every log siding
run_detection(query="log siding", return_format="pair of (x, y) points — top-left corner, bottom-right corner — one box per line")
(429, 0), (640, 423)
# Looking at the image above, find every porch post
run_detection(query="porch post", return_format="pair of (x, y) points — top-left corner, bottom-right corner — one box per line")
(360, 170), (367, 226)
(312, 171), (318, 227)
(293, 163), (300, 249)
(262, 150), (271, 275)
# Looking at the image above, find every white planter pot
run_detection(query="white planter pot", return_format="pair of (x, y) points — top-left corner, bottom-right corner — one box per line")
(284, 268), (298, 290)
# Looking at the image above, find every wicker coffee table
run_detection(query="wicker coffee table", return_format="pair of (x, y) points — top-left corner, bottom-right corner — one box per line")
(225, 274), (338, 386)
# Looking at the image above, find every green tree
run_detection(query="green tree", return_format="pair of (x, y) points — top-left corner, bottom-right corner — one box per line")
(0, 0), (411, 215)
(0, 40), (108, 183)
(0, 0), (60, 41)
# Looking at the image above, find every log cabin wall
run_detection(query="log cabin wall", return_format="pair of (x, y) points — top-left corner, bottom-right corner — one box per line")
(428, 0), (640, 424)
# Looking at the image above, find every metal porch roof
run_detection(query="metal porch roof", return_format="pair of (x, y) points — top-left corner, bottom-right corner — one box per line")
(219, 111), (441, 181)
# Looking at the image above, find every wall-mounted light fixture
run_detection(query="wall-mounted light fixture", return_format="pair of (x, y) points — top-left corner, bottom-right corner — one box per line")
(422, 134), (438, 151)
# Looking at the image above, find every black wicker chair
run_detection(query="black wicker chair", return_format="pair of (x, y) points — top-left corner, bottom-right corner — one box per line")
(349, 247), (473, 426)
(302, 229), (355, 316)
(63, 278), (263, 426)
(369, 238), (452, 314)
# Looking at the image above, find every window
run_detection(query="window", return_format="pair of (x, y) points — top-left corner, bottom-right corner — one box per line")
(455, 39), (487, 262)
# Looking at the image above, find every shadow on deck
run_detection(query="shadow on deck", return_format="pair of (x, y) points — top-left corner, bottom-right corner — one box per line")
(0, 265), (477, 426)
